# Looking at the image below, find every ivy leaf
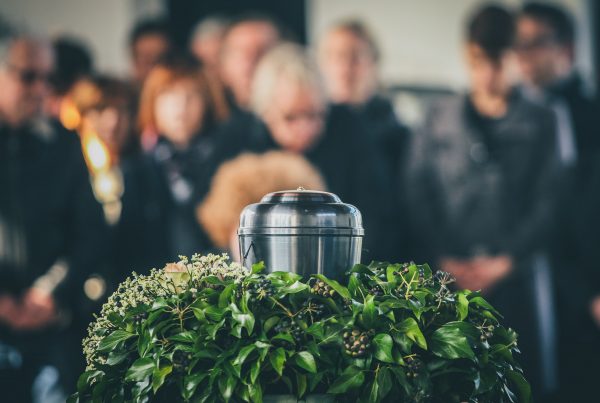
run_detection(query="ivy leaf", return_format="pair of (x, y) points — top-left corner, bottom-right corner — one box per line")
(269, 347), (286, 376)
(248, 381), (263, 403)
(506, 369), (532, 403)
(398, 317), (427, 350)
(362, 294), (376, 328)
(313, 274), (351, 299)
(279, 281), (309, 294)
(218, 284), (236, 308)
(233, 344), (256, 367)
(327, 366), (365, 394)
(296, 371), (307, 397)
(183, 372), (208, 400)
(373, 333), (394, 363)
(152, 364), (172, 393)
(456, 291), (469, 321)
(294, 351), (317, 373)
(252, 261), (265, 274)
(125, 357), (155, 382)
(368, 377), (379, 402)
(218, 374), (236, 400)
(231, 304), (255, 335)
(76, 370), (103, 393)
(97, 330), (134, 352)
(430, 323), (476, 360)
(250, 359), (261, 384)
(378, 367), (393, 399)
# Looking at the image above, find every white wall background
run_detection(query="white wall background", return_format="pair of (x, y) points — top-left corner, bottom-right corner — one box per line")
(0, 0), (165, 76)
(308, 0), (595, 90)
(0, 0), (595, 89)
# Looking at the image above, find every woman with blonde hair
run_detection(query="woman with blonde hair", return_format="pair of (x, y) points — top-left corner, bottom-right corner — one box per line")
(197, 151), (326, 260)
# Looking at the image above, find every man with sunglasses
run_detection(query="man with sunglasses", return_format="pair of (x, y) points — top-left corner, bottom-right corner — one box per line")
(0, 33), (108, 402)
(516, 3), (600, 402)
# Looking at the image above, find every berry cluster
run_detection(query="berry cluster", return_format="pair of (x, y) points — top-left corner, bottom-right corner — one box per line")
(172, 350), (193, 372)
(405, 355), (423, 378)
(297, 300), (326, 321)
(248, 277), (275, 301)
(274, 317), (303, 343)
(311, 280), (335, 298)
(368, 285), (384, 297)
(343, 329), (371, 358)
(131, 311), (148, 325)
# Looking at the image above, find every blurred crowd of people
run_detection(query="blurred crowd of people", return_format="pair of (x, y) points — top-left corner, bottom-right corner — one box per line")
(0, 2), (599, 402)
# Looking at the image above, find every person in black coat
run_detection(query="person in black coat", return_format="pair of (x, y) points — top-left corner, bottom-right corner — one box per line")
(134, 53), (231, 265)
(0, 35), (109, 402)
(406, 6), (562, 399)
(212, 43), (399, 262)
(516, 5), (600, 400)
(318, 19), (410, 184)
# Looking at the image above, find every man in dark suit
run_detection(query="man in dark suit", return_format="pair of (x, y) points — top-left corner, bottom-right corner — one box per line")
(0, 33), (108, 402)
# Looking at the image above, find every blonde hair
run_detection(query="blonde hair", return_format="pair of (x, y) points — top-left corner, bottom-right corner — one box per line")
(197, 151), (326, 248)
(250, 42), (325, 117)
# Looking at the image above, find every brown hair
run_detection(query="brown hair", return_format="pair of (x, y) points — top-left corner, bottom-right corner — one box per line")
(70, 75), (133, 116)
(327, 19), (380, 62)
(138, 53), (229, 132)
(197, 151), (326, 249)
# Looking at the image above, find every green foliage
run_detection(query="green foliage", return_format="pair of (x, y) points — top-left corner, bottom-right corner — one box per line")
(70, 256), (530, 403)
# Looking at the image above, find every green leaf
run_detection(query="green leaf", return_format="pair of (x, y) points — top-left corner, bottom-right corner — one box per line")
(430, 323), (476, 360)
(378, 367), (393, 399)
(398, 317), (427, 350)
(218, 284), (236, 308)
(169, 330), (196, 343)
(252, 261), (266, 274)
(368, 378), (379, 402)
(125, 357), (155, 382)
(231, 304), (255, 336)
(218, 374), (236, 400)
(106, 349), (129, 365)
(327, 366), (365, 394)
(373, 333), (394, 363)
(506, 369), (532, 403)
(76, 370), (103, 393)
(279, 281), (309, 294)
(97, 330), (134, 352)
(269, 347), (286, 376)
(152, 365), (172, 393)
(313, 274), (351, 299)
(264, 316), (280, 333)
(362, 294), (376, 328)
(183, 372), (208, 400)
(250, 359), (261, 384)
(294, 351), (317, 373)
(248, 381), (263, 403)
(233, 344), (256, 366)
(470, 295), (501, 317)
(296, 371), (307, 397)
(456, 291), (469, 321)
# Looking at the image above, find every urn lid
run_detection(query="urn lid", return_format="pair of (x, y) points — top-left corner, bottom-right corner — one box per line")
(238, 188), (363, 236)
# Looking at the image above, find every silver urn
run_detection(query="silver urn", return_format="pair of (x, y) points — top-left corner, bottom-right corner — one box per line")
(238, 189), (363, 279)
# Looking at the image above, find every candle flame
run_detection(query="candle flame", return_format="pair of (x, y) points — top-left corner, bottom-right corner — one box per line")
(59, 98), (81, 130)
(81, 129), (111, 172)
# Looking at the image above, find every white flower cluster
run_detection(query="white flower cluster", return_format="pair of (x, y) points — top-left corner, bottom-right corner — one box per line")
(83, 253), (249, 369)
(185, 253), (249, 284)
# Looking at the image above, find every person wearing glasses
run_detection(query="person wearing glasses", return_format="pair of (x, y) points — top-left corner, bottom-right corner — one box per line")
(405, 5), (561, 399)
(0, 33), (108, 402)
(517, 4), (600, 400)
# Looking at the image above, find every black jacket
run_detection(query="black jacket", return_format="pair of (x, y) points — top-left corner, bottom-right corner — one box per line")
(0, 119), (109, 328)
(406, 92), (562, 263)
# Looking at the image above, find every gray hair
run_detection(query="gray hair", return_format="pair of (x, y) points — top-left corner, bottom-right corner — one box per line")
(250, 42), (325, 117)
(191, 15), (229, 42)
(0, 15), (16, 66)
